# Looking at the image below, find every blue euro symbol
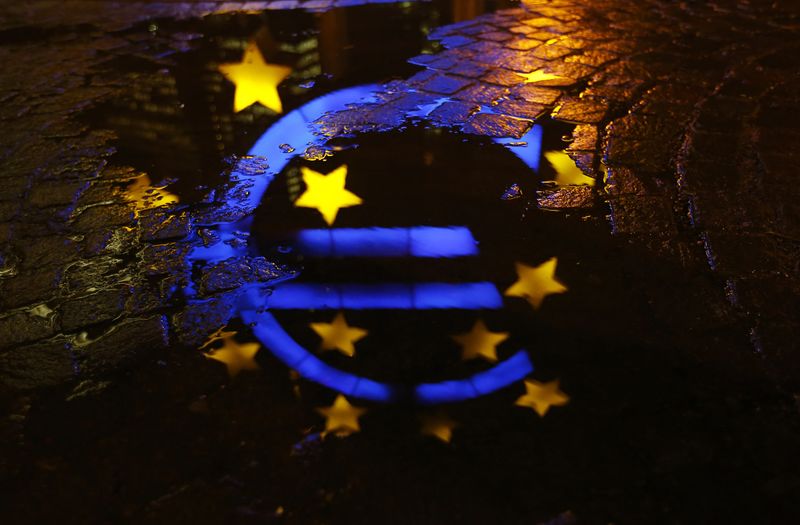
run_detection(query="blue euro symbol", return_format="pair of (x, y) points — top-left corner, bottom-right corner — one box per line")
(189, 85), (541, 404)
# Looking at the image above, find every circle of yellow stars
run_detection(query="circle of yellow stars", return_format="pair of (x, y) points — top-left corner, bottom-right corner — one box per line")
(198, 256), (572, 442)
(199, 150), (578, 442)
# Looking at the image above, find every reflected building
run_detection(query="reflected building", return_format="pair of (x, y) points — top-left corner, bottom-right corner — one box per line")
(90, 2), (503, 197)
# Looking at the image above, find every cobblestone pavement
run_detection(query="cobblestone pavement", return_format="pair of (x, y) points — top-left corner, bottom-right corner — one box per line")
(1, 0), (800, 523)
(315, 0), (800, 383)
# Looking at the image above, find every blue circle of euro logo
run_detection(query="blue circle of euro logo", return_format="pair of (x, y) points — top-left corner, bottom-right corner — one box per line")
(189, 85), (537, 404)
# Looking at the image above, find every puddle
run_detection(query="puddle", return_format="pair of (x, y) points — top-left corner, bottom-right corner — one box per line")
(241, 123), (603, 401)
(87, 1), (519, 200)
(5, 0), (800, 523)
(8, 3), (800, 524)
(80, 0), (603, 405)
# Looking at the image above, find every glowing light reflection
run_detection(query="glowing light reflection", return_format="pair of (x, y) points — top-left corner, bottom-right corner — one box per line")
(124, 174), (179, 216)
(294, 226), (479, 258)
(218, 41), (292, 113)
(544, 151), (595, 186)
(183, 85), (544, 406)
(294, 164), (363, 226)
(242, 309), (533, 404)
(494, 124), (544, 172)
(415, 351), (533, 404)
(266, 282), (503, 310)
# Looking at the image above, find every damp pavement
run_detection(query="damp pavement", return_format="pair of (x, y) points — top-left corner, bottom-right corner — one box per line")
(1, 0), (800, 523)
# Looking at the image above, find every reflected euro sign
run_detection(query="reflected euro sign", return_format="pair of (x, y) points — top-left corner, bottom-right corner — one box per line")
(240, 222), (532, 404)
(188, 85), (548, 405)
(268, 227), (500, 310)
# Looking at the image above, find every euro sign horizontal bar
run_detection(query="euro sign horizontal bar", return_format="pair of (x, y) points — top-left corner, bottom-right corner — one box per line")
(294, 226), (479, 258)
(267, 282), (503, 310)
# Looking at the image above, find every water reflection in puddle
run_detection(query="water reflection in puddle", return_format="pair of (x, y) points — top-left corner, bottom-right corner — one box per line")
(89, 2), (518, 196)
(8, 4), (798, 524)
(86, 0), (597, 407)
(194, 132), (584, 404)
(231, 121), (595, 403)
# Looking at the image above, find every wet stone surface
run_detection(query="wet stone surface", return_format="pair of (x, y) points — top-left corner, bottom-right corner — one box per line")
(2, 0), (800, 523)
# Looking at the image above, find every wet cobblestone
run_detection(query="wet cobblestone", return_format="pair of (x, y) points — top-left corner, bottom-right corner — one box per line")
(305, 0), (800, 390)
(0, 0), (795, 392)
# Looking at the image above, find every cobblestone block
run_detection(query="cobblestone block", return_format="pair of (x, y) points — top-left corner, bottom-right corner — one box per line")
(173, 294), (240, 346)
(139, 208), (193, 242)
(604, 166), (648, 196)
(28, 180), (89, 208)
(567, 124), (599, 151)
(70, 204), (135, 233)
(139, 243), (190, 277)
(18, 237), (81, 270)
(452, 84), (509, 106)
(0, 175), (29, 201)
(536, 186), (595, 210)
(463, 113), (533, 139)
(509, 84), (561, 105)
(60, 286), (131, 332)
(61, 257), (127, 294)
(0, 201), (20, 222)
(553, 97), (609, 124)
(609, 195), (678, 235)
(493, 99), (548, 120)
(198, 256), (294, 296)
(0, 266), (62, 309)
(0, 338), (73, 390)
(427, 100), (480, 127)
(483, 68), (528, 87)
(416, 74), (474, 96)
(504, 37), (542, 51)
(75, 315), (169, 376)
(0, 308), (58, 349)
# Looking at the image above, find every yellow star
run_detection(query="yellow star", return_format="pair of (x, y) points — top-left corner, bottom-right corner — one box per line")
(202, 334), (261, 377)
(515, 379), (570, 416)
(544, 151), (595, 186)
(199, 326), (238, 351)
(516, 69), (567, 84)
(218, 41), (292, 113)
(316, 395), (367, 437)
(505, 257), (568, 309)
(310, 312), (368, 358)
(420, 413), (458, 444)
(124, 174), (179, 217)
(451, 320), (509, 362)
(294, 164), (363, 226)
